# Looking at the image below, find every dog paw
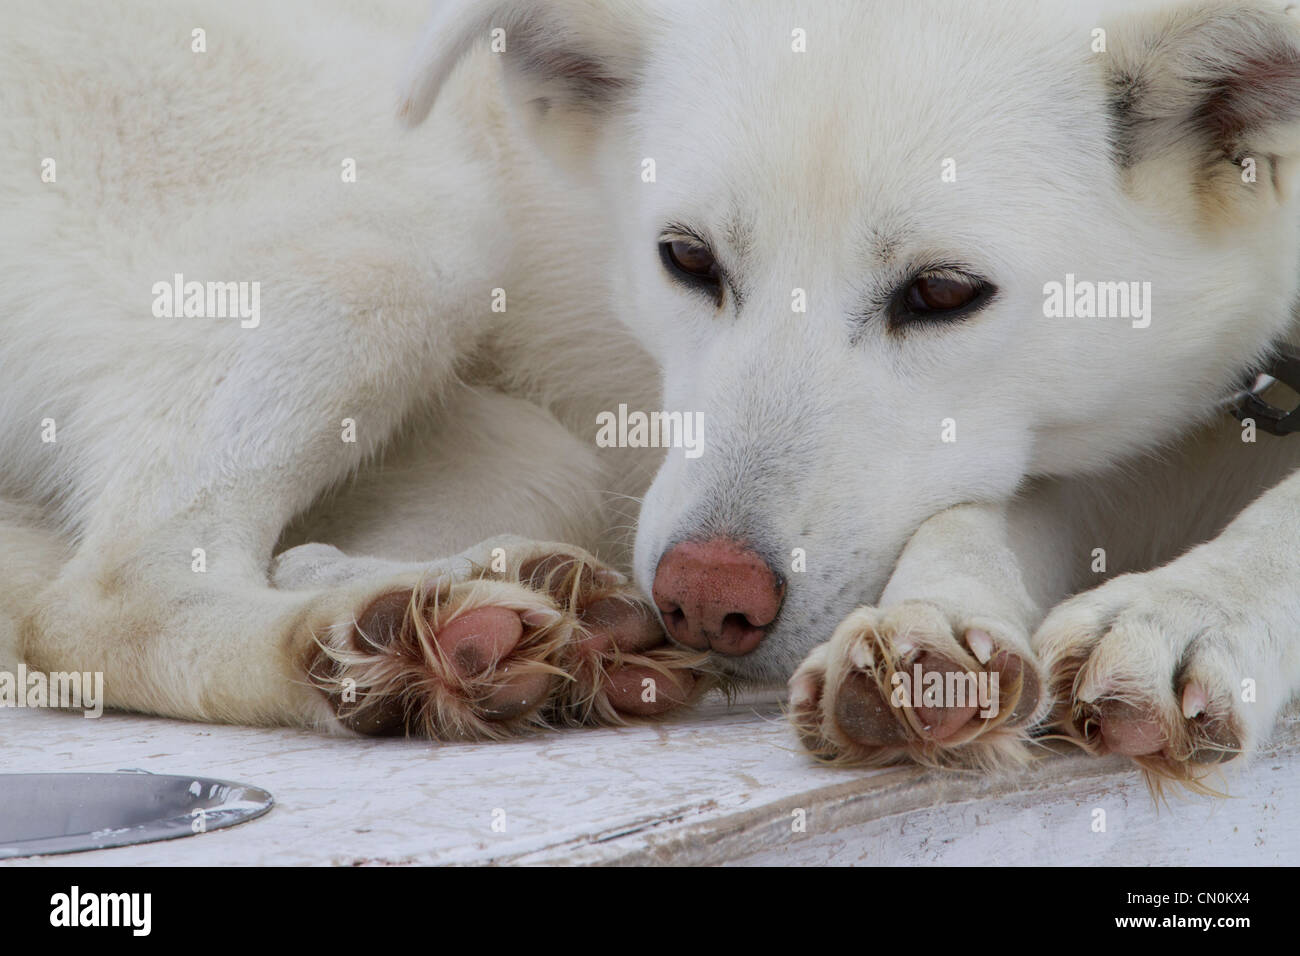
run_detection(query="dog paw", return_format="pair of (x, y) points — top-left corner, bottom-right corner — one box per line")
(303, 540), (710, 739)
(516, 551), (711, 724)
(788, 602), (1046, 769)
(1035, 574), (1253, 789)
(309, 576), (572, 738)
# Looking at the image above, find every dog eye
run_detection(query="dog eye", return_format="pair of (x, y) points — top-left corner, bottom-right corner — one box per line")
(905, 275), (985, 313)
(659, 239), (724, 304)
(663, 239), (717, 278)
(891, 271), (994, 329)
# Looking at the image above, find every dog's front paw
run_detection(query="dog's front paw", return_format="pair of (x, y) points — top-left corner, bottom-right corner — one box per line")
(514, 550), (711, 725)
(309, 575), (573, 739)
(1035, 573), (1255, 789)
(789, 602), (1047, 769)
(305, 541), (711, 739)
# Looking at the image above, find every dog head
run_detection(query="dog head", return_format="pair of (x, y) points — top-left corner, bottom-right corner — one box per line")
(406, 0), (1300, 683)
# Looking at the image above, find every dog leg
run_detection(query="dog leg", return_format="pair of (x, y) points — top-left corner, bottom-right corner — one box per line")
(1035, 469), (1300, 792)
(789, 495), (1074, 769)
(20, 504), (704, 738)
(20, 392), (704, 736)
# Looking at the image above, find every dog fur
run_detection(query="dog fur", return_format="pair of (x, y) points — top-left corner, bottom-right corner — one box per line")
(4, 0), (1300, 792)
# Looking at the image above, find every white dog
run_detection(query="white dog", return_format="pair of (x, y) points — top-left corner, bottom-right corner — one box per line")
(3, 0), (1299, 793)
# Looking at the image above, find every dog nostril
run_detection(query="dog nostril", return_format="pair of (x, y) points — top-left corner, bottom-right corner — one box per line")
(723, 612), (755, 632)
(657, 602), (707, 651)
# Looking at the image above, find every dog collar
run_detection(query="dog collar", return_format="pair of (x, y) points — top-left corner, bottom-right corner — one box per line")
(1229, 343), (1300, 436)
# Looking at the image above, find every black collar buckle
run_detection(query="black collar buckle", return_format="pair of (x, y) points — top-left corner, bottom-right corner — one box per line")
(1231, 344), (1300, 437)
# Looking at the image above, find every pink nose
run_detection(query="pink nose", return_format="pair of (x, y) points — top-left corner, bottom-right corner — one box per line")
(652, 539), (785, 656)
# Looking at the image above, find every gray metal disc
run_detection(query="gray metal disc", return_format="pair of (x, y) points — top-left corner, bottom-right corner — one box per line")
(0, 772), (273, 859)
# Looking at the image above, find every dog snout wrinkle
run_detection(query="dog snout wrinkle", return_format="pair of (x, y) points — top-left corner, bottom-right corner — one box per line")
(651, 538), (784, 656)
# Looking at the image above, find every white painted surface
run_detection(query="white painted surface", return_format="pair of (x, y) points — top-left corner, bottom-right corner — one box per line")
(0, 694), (1295, 866)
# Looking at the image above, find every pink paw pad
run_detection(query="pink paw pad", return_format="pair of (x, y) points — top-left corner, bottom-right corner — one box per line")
(435, 607), (555, 719)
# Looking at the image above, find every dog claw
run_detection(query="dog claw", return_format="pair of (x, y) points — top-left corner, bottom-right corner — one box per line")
(1181, 682), (1208, 720)
(966, 628), (994, 664)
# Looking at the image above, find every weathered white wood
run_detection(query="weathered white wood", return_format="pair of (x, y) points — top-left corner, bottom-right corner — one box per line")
(0, 694), (1295, 866)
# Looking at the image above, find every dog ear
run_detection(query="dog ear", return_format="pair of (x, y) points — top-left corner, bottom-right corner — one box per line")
(399, 0), (649, 162)
(1103, 0), (1300, 223)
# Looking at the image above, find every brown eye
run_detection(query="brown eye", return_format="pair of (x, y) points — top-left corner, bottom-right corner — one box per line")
(904, 274), (986, 313)
(664, 240), (717, 277)
(660, 238), (724, 304)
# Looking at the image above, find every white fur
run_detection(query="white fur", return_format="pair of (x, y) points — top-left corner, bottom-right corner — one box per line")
(4, 0), (1300, 787)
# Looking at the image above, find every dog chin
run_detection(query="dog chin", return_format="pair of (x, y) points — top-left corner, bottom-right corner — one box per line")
(704, 630), (813, 687)
(708, 654), (788, 689)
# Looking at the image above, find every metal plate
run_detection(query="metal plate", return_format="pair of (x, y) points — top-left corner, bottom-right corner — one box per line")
(0, 772), (273, 859)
